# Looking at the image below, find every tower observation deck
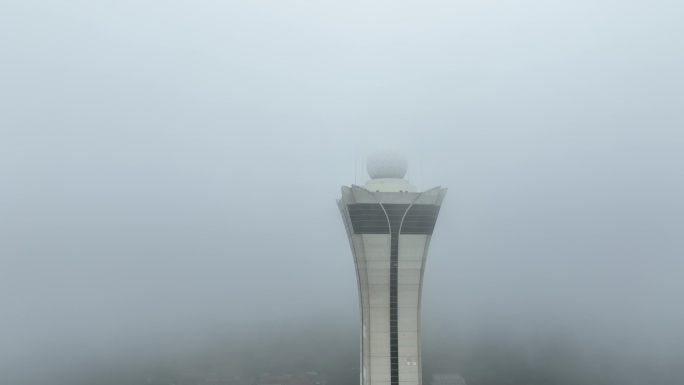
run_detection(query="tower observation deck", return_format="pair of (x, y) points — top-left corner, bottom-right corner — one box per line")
(337, 150), (447, 385)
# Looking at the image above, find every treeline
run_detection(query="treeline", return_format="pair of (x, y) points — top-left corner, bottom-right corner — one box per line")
(19, 315), (684, 385)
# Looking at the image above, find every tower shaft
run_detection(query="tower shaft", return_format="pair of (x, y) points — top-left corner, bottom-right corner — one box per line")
(338, 185), (447, 385)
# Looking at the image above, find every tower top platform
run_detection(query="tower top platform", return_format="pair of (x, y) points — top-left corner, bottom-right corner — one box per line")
(341, 184), (446, 206)
(363, 178), (417, 192)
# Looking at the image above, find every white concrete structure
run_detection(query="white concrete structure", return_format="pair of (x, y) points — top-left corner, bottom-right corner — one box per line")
(338, 152), (447, 385)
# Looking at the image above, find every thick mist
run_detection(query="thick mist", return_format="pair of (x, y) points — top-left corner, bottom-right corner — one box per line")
(1, 1), (683, 384)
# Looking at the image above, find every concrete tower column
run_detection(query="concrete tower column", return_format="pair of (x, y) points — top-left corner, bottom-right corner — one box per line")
(337, 150), (447, 385)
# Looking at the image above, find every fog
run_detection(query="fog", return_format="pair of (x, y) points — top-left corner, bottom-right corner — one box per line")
(1, 1), (683, 384)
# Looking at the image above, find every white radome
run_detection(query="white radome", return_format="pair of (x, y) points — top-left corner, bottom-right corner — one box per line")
(366, 149), (408, 179)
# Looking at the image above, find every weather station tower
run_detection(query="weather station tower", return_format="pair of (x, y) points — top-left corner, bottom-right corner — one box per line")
(338, 150), (447, 385)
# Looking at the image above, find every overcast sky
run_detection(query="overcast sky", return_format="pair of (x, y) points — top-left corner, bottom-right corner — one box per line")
(1, 0), (683, 381)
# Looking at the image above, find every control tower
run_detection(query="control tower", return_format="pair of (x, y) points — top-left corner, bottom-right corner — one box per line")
(337, 150), (447, 385)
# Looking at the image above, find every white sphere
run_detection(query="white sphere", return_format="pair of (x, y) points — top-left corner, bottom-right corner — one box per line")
(366, 149), (408, 179)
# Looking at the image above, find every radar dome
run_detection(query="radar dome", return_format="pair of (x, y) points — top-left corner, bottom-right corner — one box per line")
(366, 149), (408, 179)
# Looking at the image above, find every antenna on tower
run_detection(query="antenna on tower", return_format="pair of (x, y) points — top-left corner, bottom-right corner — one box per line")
(361, 152), (365, 185)
(420, 153), (423, 192)
(407, 154), (411, 184)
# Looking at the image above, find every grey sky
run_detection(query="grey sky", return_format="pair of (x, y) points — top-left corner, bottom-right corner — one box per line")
(1, 0), (683, 381)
